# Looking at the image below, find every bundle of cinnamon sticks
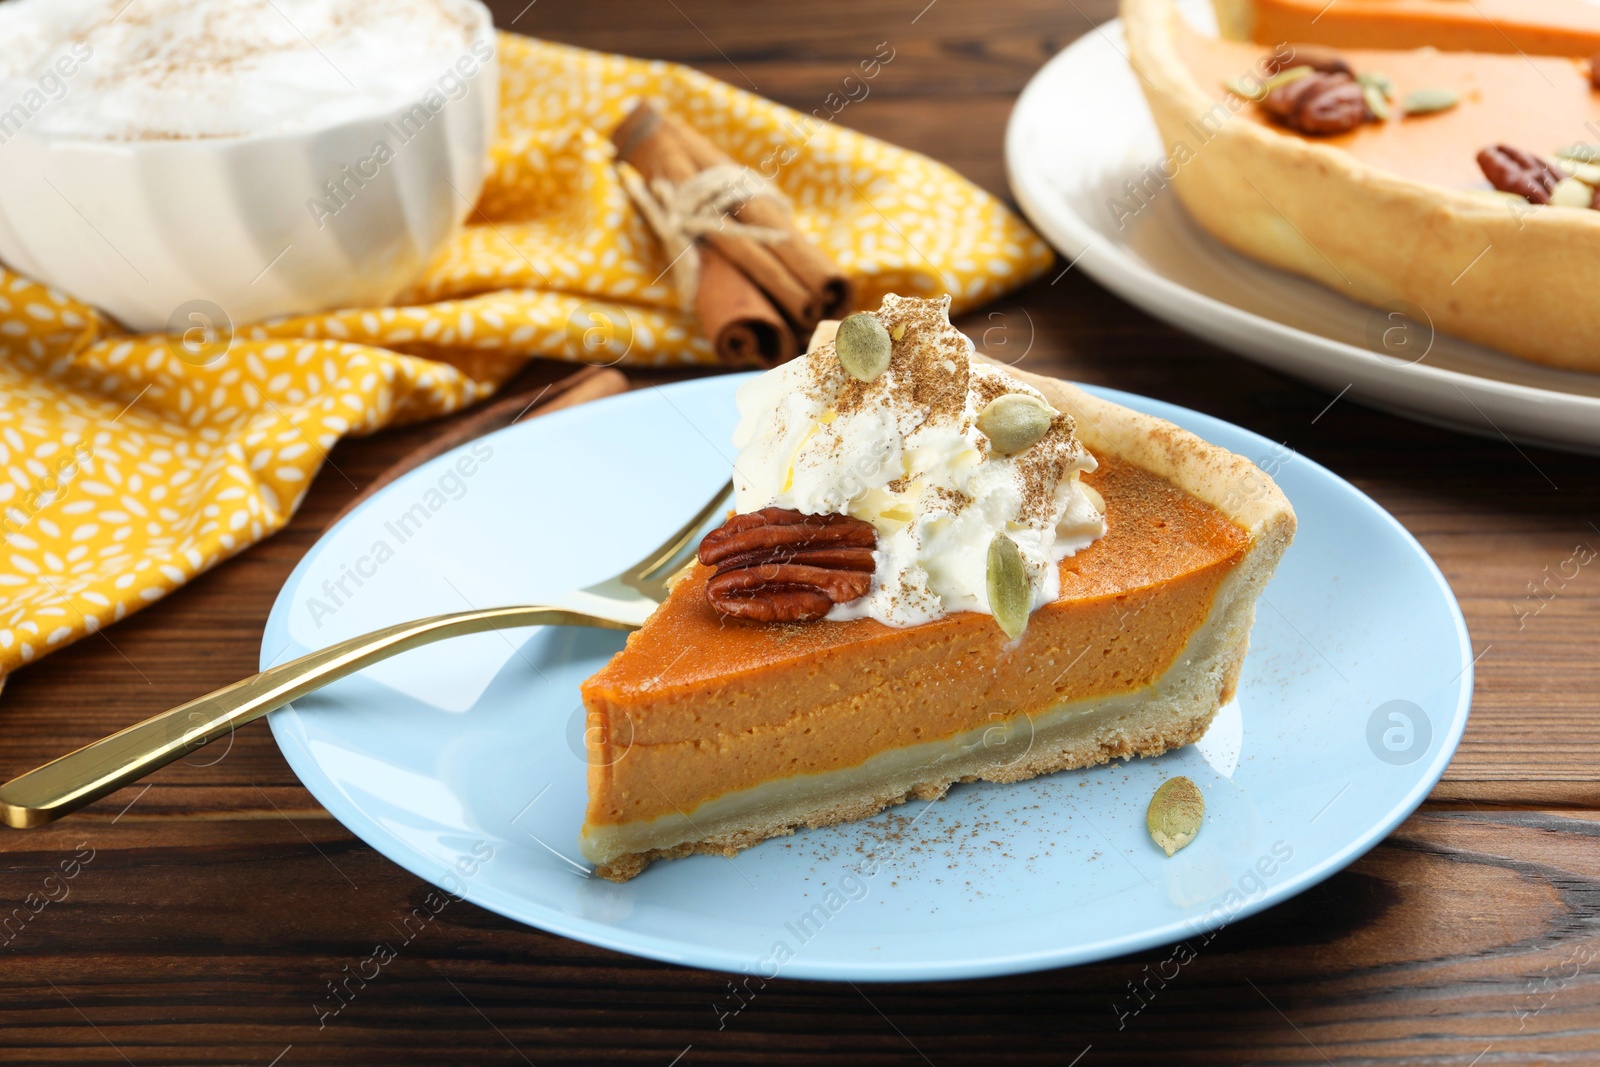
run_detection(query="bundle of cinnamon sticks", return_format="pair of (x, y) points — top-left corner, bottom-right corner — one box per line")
(612, 101), (853, 367)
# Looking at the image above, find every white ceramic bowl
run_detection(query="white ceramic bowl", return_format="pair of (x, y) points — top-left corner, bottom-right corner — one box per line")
(0, 1), (497, 333)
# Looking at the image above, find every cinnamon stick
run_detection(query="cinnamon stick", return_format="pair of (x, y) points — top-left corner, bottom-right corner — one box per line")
(697, 245), (796, 367)
(701, 228), (822, 330)
(612, 101), (849, 363)
(659, 109), (854, 321)
(613, 103), (793, 367)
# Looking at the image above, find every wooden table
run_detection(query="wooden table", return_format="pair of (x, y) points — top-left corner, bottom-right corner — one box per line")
(4, 1), (1597, 1062)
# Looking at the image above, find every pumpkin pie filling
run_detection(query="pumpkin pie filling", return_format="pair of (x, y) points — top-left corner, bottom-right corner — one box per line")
(582, 456), (1248, 829)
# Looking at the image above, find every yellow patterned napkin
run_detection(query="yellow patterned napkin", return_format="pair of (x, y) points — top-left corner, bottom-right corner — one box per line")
(0, 33), (1052, 677)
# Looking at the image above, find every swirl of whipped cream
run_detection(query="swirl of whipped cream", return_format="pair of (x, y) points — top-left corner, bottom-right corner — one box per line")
(731, 294), (1106, 629)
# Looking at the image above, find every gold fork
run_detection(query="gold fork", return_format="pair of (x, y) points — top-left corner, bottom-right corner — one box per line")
(0, 481), (732, 829)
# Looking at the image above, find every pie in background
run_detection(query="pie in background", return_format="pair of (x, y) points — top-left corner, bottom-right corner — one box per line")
(1123, 0), (1600, 373)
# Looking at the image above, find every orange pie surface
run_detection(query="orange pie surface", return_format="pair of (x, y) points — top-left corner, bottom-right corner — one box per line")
(1175, 20), (1600, 188)
(1236, 0), (1600, 56)
(581, 456), (1250, 830)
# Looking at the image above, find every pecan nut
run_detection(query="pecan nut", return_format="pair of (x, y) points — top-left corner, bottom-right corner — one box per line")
(1261, 72), (1370, 136)
(1477, 144), (1564, 205)
(698, 507), (876, 622)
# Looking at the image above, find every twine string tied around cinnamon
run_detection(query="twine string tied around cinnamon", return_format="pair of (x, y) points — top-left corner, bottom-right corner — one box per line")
(619, 162), (791, 305)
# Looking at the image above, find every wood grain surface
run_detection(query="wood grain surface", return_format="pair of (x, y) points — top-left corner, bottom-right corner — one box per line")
(2, 0), (1597, 1062)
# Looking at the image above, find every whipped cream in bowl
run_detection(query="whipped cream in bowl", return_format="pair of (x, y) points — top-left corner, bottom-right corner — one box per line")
(0, 0), (496, 331)
(0, 0), (490, 140)
(731, 294), (1106, 631)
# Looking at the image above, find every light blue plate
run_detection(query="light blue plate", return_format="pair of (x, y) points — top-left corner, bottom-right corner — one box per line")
(262, 376), (1472, 982)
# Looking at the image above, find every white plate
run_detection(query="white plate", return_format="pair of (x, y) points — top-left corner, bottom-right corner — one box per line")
(262, 375), (1472, 981)
(1006, 0), (1600, 454)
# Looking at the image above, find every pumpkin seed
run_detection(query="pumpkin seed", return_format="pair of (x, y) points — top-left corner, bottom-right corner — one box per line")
(1223, 78), (1263, 101)
(1362, 84), (1390, 121)
(977, 393), (1055, 455)
(1356, 71), (1393, 97)
(1557, 157), (1600, 185)
(1402, 87), (1459, 116)
(1550, 177), (1594, 209)
(1224, 65), (1310, 102)
(1262, 65), (1314, 91)
(986, 533), (1031, 640)
(834, 312), (892, 382)
(1558, 142), (1600, 164)
(1147, 776), (1204, 857)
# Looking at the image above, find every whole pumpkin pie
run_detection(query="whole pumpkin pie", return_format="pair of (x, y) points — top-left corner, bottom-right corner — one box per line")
(1123, 0), (1600, 373)
(577, 296), (1294, 881)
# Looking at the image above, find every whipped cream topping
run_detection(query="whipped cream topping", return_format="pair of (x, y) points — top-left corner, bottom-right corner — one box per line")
(732, 294), (1106, 629)
(0, 0), (488, 140)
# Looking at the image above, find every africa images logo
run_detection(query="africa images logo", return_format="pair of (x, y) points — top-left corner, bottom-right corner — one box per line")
(1366, 699), (1432, 766)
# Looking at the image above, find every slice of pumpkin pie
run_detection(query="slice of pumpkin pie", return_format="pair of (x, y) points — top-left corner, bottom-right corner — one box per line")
(579, 295), (1294, 881)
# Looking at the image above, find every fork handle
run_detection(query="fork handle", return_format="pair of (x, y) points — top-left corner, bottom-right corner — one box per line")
(0, 606), (627, 829)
